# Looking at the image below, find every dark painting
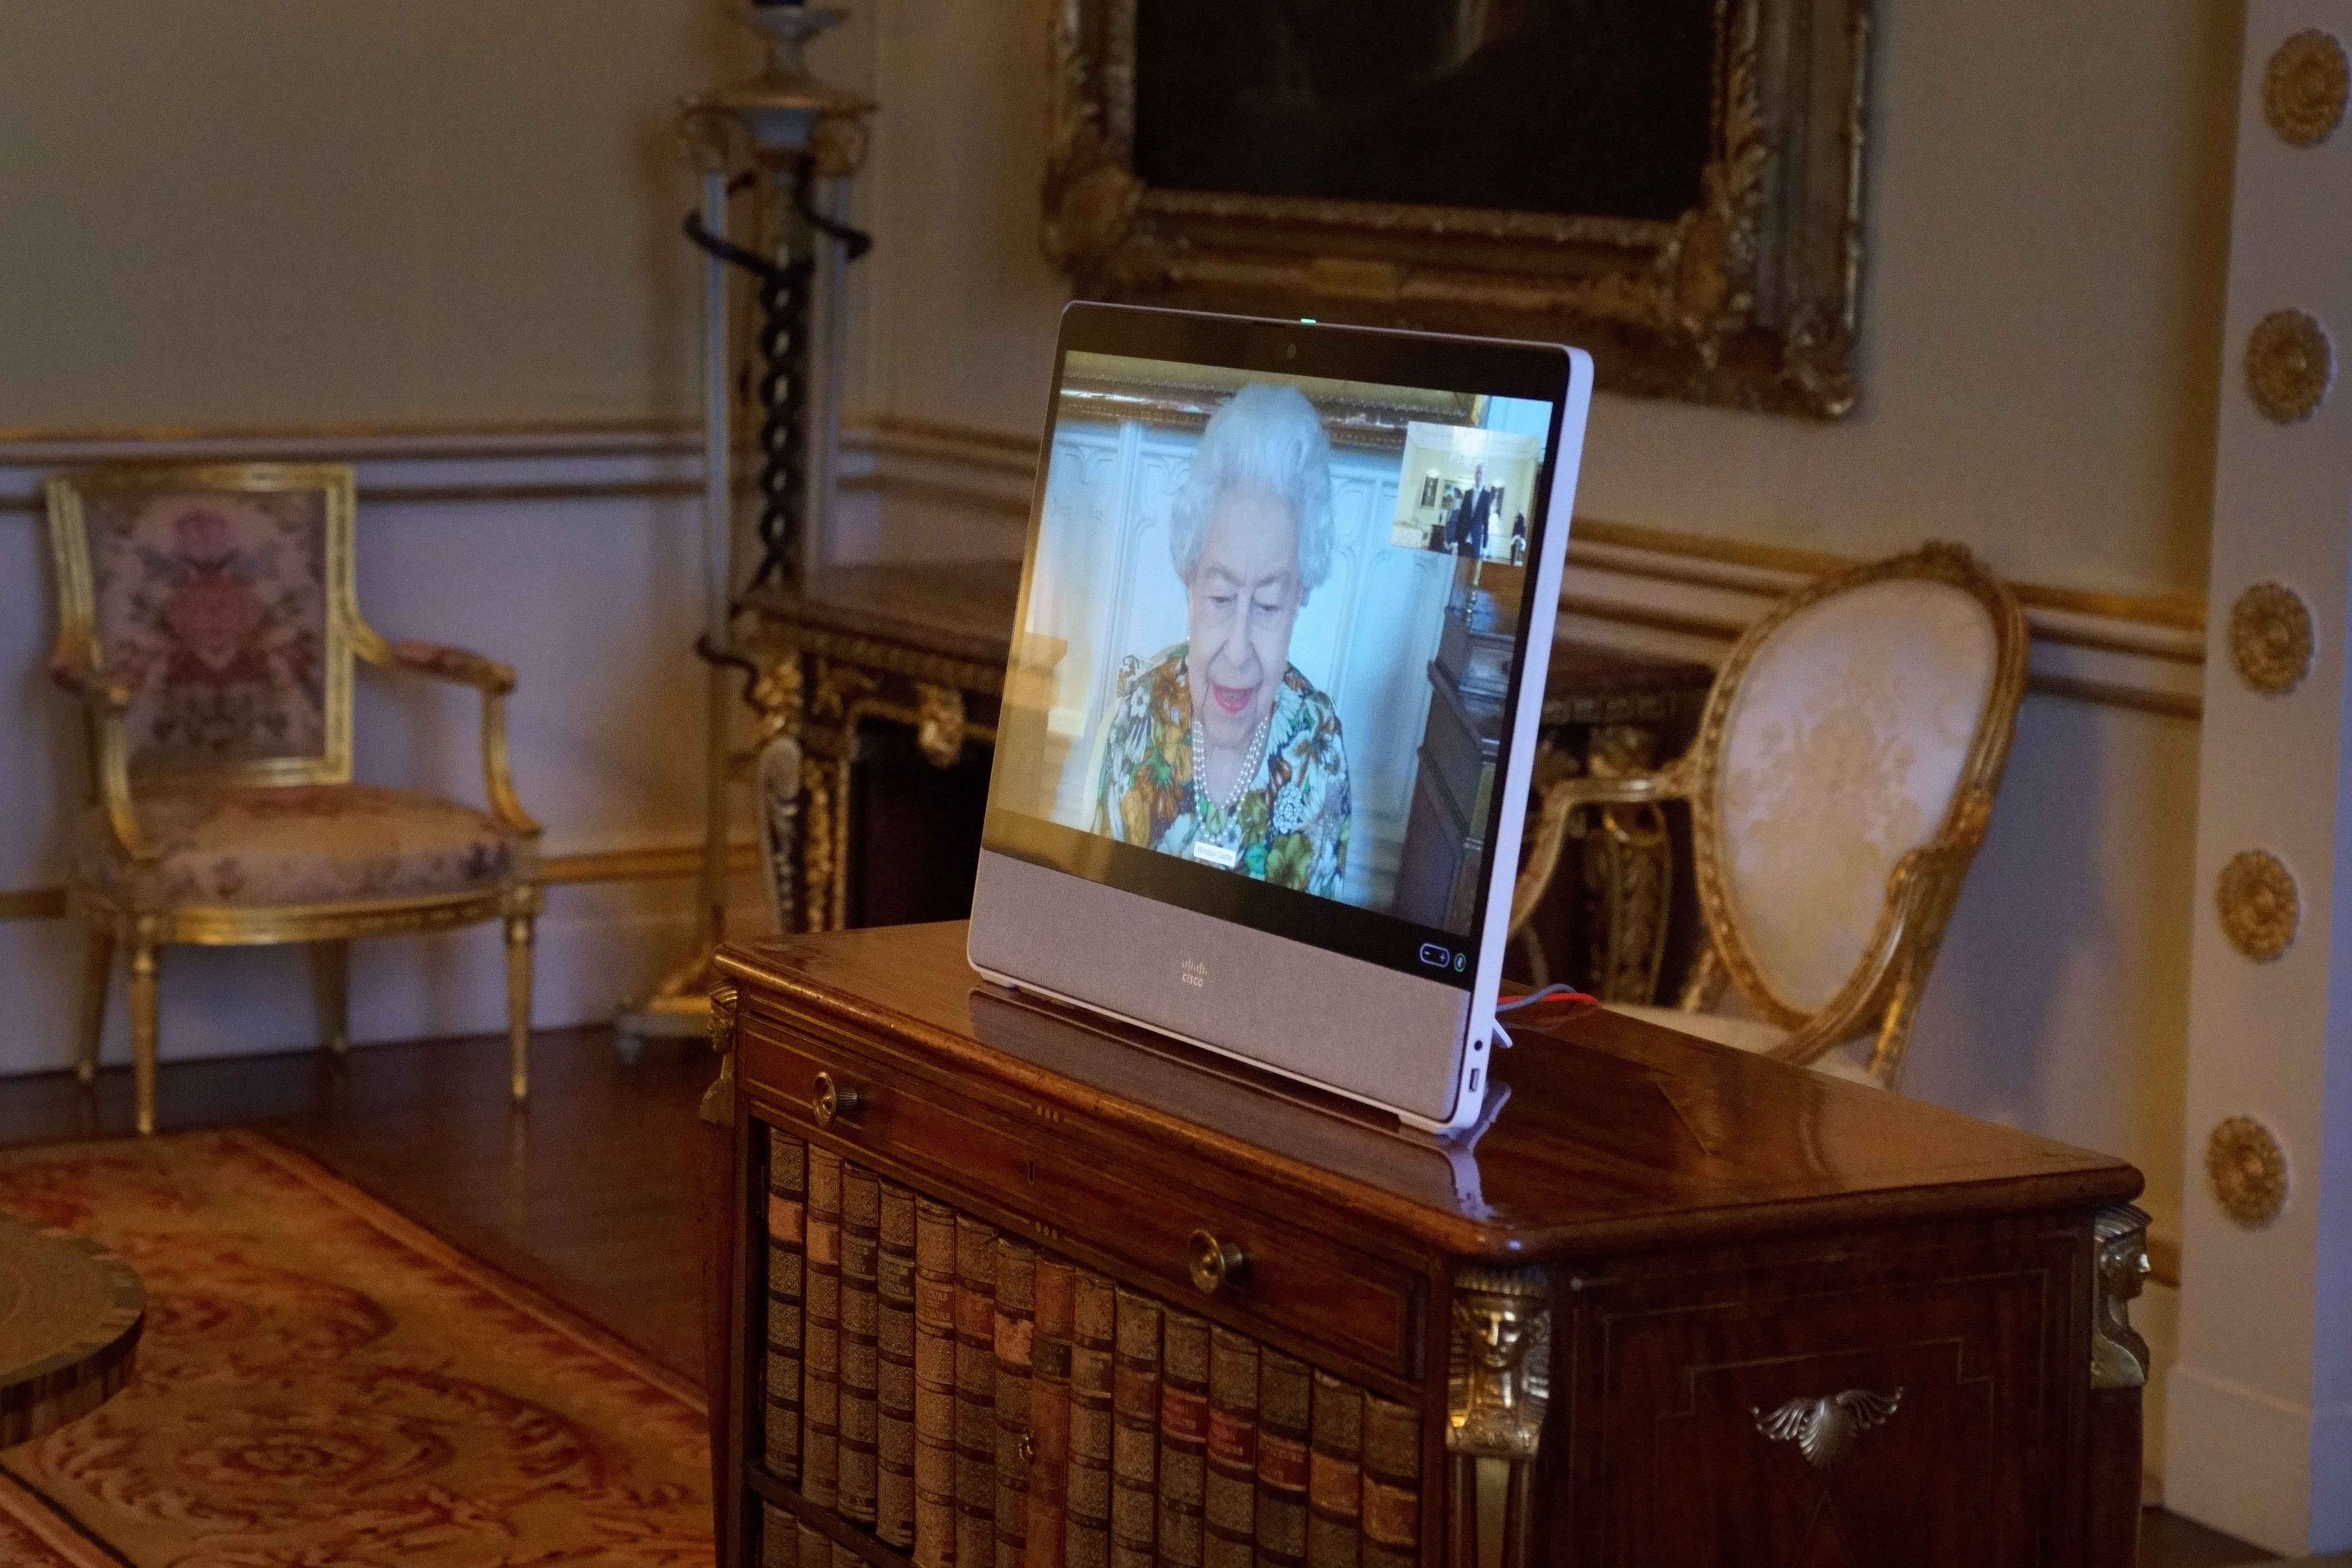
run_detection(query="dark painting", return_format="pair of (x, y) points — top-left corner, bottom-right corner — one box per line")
(1133, 0), (1719, 225)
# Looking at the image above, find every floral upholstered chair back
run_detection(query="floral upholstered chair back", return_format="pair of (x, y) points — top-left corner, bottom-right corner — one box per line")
(1695, 544), (2027, 1038)
(50, 467), (353, 787)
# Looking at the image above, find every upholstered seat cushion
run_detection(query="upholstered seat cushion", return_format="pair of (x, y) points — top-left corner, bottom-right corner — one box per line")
(77, 784), (515, 909)
(1604, 1002), (1885, 1087)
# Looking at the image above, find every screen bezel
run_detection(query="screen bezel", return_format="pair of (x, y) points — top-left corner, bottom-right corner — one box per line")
(983, 302), (1573, 992)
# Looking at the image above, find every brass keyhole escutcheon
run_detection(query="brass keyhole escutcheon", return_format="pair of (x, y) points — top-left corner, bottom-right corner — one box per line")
(1019, 1431), (1036, 1466)
(812, 1072), (861, 1127)
(1188, 1229), (1250, 1295)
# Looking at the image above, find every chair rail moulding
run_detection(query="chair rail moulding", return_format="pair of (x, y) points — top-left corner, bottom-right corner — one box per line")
(0, 419), (705, 517)
(837, 415), (2211, 720)
(1043, 0), (1873, 418)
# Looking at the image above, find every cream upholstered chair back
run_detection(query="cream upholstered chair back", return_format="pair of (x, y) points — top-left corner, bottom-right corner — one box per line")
(1705, 570), (2005, 1017)
(1509, 542), (2028, 1088)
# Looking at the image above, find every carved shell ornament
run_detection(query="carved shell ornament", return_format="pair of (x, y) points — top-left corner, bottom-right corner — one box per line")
(2266, 30), (2351, 146)
(1752, 1388), (1903, 1471)
(2229, 581), (2317, 695)
(2247, 309), (2335, 424)
(2206, 1116), (2290, 1229)
(2216, 850), (2300, 962)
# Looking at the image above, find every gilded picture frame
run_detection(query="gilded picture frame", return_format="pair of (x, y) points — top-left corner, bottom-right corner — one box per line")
(1044, 0), (1872, 419)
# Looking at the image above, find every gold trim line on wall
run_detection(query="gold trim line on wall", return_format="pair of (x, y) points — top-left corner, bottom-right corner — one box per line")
(0, 841), (759, 924)
(2205, 1115), (2291, 1229)
(2246, 308), (2335, 424)
(2265, 29), (2351, 147)
(2216, 849), (2300, 961)
(2228, 581), (2317, 695)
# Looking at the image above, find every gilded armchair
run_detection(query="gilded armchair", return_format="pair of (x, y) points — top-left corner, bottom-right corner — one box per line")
(44, 464), (543, 1134)
(1509, 542), (2029, 1088)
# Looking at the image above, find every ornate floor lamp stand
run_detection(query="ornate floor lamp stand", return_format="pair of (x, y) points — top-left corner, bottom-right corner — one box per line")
(615, 0), (872, 1046)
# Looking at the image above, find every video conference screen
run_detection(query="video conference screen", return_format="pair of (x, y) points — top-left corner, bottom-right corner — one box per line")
(986, 343), (1563, 987)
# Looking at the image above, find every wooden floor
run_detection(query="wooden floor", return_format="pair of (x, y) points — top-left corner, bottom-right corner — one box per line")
(0, 1026), (2284, 1567)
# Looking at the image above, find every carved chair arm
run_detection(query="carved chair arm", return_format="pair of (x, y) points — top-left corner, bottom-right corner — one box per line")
(1508, 757), (1698, 938)
(1769, 812), (1985, 1078)
(352, 622), (539, 838)
(47, 647), (155, 864)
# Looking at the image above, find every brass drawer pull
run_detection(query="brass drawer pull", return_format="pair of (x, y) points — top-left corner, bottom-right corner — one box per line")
(1753, 1387), (1902, 1471)
(1018, 1431), (1036, 1466)
(812, 1072), (862, 1128)
(1188, 1229), (1251, 1295)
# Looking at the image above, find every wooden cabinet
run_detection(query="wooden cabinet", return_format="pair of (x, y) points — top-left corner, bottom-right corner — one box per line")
(707, 922), (2150, 1568)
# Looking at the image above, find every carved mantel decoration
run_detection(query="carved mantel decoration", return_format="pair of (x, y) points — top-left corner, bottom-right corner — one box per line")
(1044, 0), (1873, 419)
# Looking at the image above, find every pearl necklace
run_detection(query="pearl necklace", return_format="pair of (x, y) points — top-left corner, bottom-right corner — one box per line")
(1192, 704), (1272, 820)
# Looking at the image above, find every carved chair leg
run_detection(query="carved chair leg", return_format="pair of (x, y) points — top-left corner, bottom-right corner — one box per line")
(128, 933), (160, 1136)
(505, 913), (535, 1103)
(75, 926), (116, 1086)
(313, 939), (352, 1055)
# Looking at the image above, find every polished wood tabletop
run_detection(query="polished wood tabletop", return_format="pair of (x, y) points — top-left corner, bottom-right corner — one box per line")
(0, 1217), (144, 1447)
(720, 921), (2141, 1261)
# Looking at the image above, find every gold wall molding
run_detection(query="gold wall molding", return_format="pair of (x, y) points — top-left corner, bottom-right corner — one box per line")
(2216, 848), (2300, 961)
(6, 411), (2216, 720)
(0, 840), (756, 923)
(2266, 29), (2351, 147)
(2246, 308), (2335, 424)
(2206, 1115), (2290, 1228)
(2227, 580), (2316, 695)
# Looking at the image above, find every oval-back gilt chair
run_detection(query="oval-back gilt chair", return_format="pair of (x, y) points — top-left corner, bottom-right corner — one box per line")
(44, 463), (543, 1134)
(1508, 542), (2029, 1089)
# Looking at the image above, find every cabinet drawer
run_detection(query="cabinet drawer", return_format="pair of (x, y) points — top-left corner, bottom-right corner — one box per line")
(740, 1017), (1425, 1382)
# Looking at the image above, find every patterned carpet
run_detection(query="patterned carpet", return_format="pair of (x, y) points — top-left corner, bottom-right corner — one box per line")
(0, 1129), (711, 1567)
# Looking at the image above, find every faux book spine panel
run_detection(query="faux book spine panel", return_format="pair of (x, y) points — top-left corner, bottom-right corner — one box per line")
(1110, 1288), (1163, 1568)
(842, 1165), (883, 1526)
(914, 1196), (962, 1568)
(995, 1237), (1038, 1568)
(765, 1132), (807, 1486)
(1254, 1352), (1312, 1568)
(1203, 1328), (1258, 1568)
(1068, 1269), (1118, 1568)
(739, 1143), (1410, 1568)
(1157, 1309), (1210, 1568)
(955, 1215), (1001, 1568)
(1029, 1255), (1076, 1568)
(804, 1148), (844, 1511)
(1304, 1372), (1361, 1568)
(878, 1181), (921, 1550)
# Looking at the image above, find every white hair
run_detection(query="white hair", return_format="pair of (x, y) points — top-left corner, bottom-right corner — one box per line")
(1167, 383), (1334, 593)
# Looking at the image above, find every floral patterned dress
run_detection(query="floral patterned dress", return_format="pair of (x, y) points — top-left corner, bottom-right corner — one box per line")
(1092, 646), (1352, 898)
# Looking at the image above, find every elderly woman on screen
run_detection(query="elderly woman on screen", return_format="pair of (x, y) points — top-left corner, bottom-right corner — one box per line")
(1093, 383), (1353, 898)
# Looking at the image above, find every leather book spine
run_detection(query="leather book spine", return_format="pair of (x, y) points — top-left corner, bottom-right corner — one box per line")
(840, 1165), (882, 1526)
(803, 1147), (844, 1512)
(834, 1546), (859, 1568)
(995, 1237), (1039, 1568)
(877, 1181), (921, 1550)
(914, 1195), (962, 1568)
(1157, 1308), (1210, 1568)
(1110, 1288), (1163, 1568)
(1067, 1268), (1117, 1568)
(1253, 1351), (1311, 1568)
(1203, 1327), (1259, 1568)
(798, 1521), (828, 1568)
(1356, 1397), (1418, 1568)
(762, 1503), (799, 1568)
(955, 1214), (1001, 1568)
(764, 1130), (807, 1486)
(1305, 1372), (1361, 1568)
(1028, 1254), (1076, 1568)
